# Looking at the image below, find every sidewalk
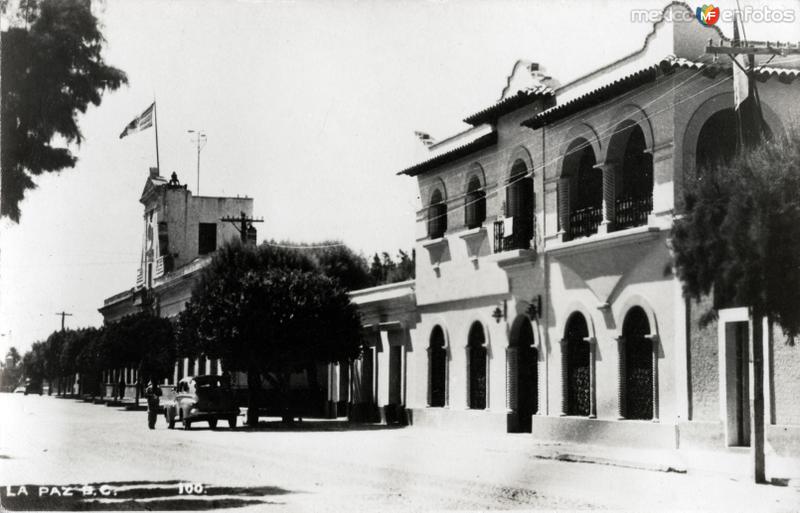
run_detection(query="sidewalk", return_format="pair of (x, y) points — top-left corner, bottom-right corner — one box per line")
(412, 426), (800, 486)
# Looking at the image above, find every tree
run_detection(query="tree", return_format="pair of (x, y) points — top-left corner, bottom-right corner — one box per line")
(6, 347), (21, 367)
(1, 0), (127, 221)
(103, 313), (176, 404)
(672, 130), (800, 483)
(306, 242), (372, 291)
(368, 249), (415, 286)
(179, 240), (363, 425)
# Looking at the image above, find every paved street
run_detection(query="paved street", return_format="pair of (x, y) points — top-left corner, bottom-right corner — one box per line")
(1, 393), (799, 512)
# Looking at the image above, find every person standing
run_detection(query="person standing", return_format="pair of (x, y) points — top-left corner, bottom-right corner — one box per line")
(145, 380), (163, 429)
(117, 375), (126, 401)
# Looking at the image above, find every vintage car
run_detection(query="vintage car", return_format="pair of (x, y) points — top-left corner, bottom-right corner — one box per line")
(163, 375), (239, 430)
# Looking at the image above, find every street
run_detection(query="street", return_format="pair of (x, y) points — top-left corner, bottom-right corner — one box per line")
(0, 394), (798, 512)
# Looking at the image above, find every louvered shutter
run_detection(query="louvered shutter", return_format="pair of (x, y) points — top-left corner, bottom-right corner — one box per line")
(506, 347), (519, 410)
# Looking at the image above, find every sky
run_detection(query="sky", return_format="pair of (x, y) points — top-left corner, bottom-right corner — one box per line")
(1, 0), (798, 355)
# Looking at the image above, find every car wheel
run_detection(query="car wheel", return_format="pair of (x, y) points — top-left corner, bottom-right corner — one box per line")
(209, 419), (218, 429)
(228, 416), (237, 429)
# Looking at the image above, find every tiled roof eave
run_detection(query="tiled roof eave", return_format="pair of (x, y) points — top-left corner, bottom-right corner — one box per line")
(522, 57), (800, 130)
(463, 89), (554, 126)
(398, 132), (498, 177)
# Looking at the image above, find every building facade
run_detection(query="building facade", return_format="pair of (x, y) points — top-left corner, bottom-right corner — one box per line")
(99, 168), (254, 393)
(369, 2), (800, 458)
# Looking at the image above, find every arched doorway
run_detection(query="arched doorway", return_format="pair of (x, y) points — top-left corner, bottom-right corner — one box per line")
(508, 316), (538, 432)
(428, 326), (447, 407)
(427, 188), (447, 239)
(565, 313), (590, 416)
(611, 123), (653, 230)
(623, 307), (653, 420)
(562, 139), (602, 240)
(467, 322), (487, 409)
(465, 176), (486, 229)
(503, 160), (534, 250)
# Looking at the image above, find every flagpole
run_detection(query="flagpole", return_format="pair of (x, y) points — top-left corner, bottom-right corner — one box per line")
(153, 99), (161, 172)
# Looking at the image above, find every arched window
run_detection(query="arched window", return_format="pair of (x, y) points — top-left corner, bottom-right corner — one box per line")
(564, 313), (590, 416)
(467, 322), (487, 409)
(622, 307), (653, 420)
(427, 189), (447, 239)
(464, 176), (486, 229)
(508, 316), (538, 432)
(428, 326), (447, 407)
(614, 124), (653, 230)
(562, 139), (602, 241)
(502, 160), (534, 250)
(696, 109), (738, 172)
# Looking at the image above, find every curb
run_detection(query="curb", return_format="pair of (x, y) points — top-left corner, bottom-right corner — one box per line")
(532, 451), (688, 474)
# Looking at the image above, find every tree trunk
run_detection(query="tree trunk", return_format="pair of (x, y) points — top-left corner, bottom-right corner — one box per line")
(750, 307), (766, 483)
(280, 371), (293, 424)
(246, 368), (260, 426)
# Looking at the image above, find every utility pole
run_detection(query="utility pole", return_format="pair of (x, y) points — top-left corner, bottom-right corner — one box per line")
(54, 311), (73, 331)
(220, 212), (264, 244)
(188, 130), (207, 195)
(706, 34), (800, 486)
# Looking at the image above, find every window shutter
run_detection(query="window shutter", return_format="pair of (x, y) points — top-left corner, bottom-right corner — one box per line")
(506, 347), (519, 410)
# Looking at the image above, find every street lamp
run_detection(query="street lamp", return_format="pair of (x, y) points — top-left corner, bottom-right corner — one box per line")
(188, 130), (207, 194)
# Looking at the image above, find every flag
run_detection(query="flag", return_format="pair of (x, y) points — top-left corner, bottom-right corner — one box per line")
(414, 131), (436, 148)
(119, 103), (155, 139)
(502, 216), (514, 237)
(732, 15), (749, 109)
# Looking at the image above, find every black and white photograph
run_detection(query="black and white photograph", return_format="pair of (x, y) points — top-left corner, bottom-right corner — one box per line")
(0, 0), (799, 511)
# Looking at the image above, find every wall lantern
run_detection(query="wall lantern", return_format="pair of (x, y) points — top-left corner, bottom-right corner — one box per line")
(526, 295), (542, 320)
(492, 300), (507, 323)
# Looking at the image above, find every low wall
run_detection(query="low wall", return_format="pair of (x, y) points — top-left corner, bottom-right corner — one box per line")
(409, 408), (508, 433)
(532, 416), (679, 449)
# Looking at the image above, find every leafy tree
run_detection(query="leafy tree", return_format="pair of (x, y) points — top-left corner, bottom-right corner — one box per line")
(368, 249), (415, 286)
(179, 240), (363, 425)
(1, 0), (127, 221)
(6, 347), (21, 367)
(306, 242), (372, 291)
(672, 130), (800, 483)
(673, 130), (800, 338)
(103, 313), (176, 403)
(22, 341), (46, 391)
(74, 327), (104, 397)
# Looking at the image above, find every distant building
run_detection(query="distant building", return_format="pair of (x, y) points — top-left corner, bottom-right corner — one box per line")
(352, 2), (800, 461)
(99, 168), (254, 392)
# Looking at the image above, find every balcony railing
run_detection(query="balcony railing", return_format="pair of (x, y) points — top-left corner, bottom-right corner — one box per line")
(493, 218), (533, 253)
(568, 205), (602, 240)
(614, 196), (653, 231)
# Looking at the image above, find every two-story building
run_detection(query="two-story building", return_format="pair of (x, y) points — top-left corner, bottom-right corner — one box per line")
(99, 168), (255, 394)
(361, 2), (800, 460)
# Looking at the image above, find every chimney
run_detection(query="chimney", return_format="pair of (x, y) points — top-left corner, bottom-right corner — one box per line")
(149, 167), (159, 179)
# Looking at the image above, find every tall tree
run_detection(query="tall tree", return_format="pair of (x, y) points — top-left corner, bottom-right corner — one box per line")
(1, 0), (127, 221)
(103, 312), (176, 404)
(672, 130), (800, 483)
(178, 240), (363, 425)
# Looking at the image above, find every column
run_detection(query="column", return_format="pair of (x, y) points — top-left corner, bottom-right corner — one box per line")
(648, 334), (660, 421)
(597, 161), (617, 234)
(559, 338), (568, 415)
(617, 336), (626, 419)
(587, 337), (597, 419)
(557, 177), (570, 241)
